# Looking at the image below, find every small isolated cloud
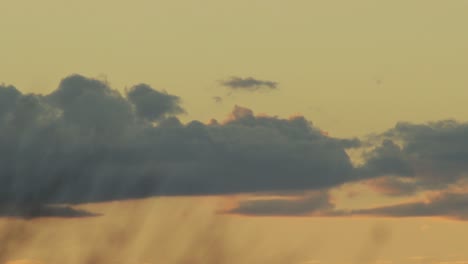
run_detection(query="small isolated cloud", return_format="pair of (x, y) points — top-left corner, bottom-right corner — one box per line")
(213, 96), (223, 103)
(221, 76), (278, 91)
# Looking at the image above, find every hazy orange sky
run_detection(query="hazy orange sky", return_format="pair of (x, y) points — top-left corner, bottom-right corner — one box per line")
(1, 0), (468, 263)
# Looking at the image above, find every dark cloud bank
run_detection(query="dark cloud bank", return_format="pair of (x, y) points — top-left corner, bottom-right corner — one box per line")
(1, 74), (468, 219)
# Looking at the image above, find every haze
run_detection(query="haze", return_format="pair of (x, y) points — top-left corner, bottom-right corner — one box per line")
(1, 0), (468, 263)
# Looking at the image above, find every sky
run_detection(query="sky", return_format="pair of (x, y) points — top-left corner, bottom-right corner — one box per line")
(1, 0), (468, 263)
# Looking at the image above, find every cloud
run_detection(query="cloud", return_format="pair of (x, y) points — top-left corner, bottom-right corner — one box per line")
(365, 176), (419, 196)
(227, 191), (333, 216)
(220, 76), (278, 91)
(4, 74), (468, 220)
(126, 83), (185, 122)
(358, 120), (468, 194)
(343, 191), (468, 220)
(357, 139), (414, 179)
(0, 75), (358, 218)
(223, 119), (468, 219)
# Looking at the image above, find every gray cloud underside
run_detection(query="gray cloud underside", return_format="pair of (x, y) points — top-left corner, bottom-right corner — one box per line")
(2, 74), (468, 219)
(357, 120), (468, 193)
(0, 204), (97, 219)
(229, 190), (468, 220)
(221, 76), (278, 90)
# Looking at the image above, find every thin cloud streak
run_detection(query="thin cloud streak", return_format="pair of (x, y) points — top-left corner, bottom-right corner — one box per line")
(220, 76), (278, 91)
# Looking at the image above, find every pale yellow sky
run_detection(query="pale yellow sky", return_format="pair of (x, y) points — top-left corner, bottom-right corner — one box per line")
(1, 0), (468, 137)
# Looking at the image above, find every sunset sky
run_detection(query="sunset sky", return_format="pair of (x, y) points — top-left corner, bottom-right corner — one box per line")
(1, 0), (468, 263)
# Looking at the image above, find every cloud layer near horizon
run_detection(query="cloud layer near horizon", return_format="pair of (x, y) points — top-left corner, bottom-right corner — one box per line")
(2, 74), (468, 220)
(230, 120), (468, 220)
(0, 75), (359, 218)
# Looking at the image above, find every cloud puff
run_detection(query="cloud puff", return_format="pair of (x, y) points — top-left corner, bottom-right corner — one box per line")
(221, 76), (278, 91)
(224, 119), (468, 219)
(0, 75), (358, 218)
(127, 83), (185, 122)
(358, 120), (468, 194)
(358, 139), (413, 179)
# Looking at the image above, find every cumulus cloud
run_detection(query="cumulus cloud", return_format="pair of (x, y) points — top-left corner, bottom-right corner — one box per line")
(126, 83), (185, 122)
(220, 76), (278, 91)
(4, 74), (468, 220)
(0, 75), (359, 218)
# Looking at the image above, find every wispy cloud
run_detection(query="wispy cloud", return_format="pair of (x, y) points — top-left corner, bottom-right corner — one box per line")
(220, 76), (278, 91)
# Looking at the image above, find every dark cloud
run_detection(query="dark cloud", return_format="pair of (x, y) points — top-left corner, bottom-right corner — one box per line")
(387, 121), (468, 183)
(47, 74), (134, 140)
(358, 120), (468, 194)
(0, 75), (358, 218)
(225, 119), (468, 218)
(4, 74), (468, 220)
(357, 139), (413, 179)
(126, 83), (185, 122)
(0, 84), (21, 118)
(227, 191), (333, 216)
(343, 191), (468, 220)
(221, 76), (278, 91)
(0, 204), (96, 219)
